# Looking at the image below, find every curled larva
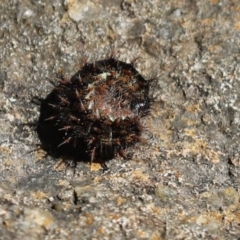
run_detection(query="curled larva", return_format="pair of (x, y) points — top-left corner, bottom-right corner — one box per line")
(37, 57), (151, 163)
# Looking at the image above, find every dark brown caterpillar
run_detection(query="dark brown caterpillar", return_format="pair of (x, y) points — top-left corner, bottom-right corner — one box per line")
(37, 57), (151, 163)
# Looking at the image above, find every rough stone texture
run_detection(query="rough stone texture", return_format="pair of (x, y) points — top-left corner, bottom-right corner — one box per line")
(0, 0), (240, 239)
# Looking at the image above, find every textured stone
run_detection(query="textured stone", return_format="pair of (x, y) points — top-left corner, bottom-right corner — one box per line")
(0, 0), (240, 239)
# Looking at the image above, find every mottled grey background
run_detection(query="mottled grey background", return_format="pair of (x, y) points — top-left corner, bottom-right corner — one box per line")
(0, 0), (240, 239)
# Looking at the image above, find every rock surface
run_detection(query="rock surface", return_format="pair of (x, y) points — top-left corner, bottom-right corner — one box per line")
(0, 0), (240, 239)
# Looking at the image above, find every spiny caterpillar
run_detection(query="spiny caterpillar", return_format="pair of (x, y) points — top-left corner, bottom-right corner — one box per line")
(37, 57), (151, 163)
